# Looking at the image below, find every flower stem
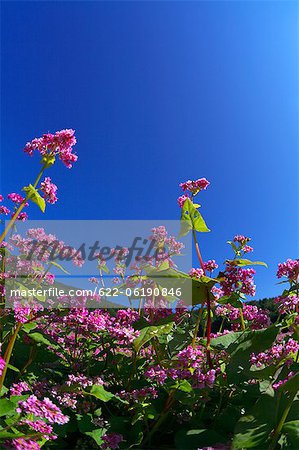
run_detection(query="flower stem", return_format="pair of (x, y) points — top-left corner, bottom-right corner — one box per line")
(0, 163), (47, 245)
(192, 304), (204, 348)
(0, 322), (22, 392)
(269, 392), (296, 450)
(239, 308), (246, 331)
(191, 228), (212, 366)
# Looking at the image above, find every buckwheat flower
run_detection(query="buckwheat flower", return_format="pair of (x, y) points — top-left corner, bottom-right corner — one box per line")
(102, 433), (123, 450)
(7, 193), (28, 205)
(22, 420), (55, 440)
(250, 338), (299, 368)
(11, 438), (40, 450)
(203, 260), (218, 272)
(0, 356), (5, 376)
(165, 235), (184, 255)
(17, 395), (69, 424)
(145, 366), (168, 384)
(243, 245), (253, 253)
(189, 268), (204, 279)
(0, 205), (10, 215)
(180, 178), (210, 194)
(233, 235), (250, 244)
(277, 258), (299, 281)
(220, 264), (256, 297)
(273, 371), (295, 390)
(275, 294), (299, 314)
(16, 212), (28, 221)
(211, 286), (224, 301)
(10, 381), (30, 396)
(40, 177), (58, 204)
(177, 194), (189, 208)
(24, 129), (77, 168)
(149, 226), (168, 243)
(89, 277), (99, 284)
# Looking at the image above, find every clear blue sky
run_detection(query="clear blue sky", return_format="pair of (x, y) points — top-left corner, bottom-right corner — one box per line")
(1, 1), (298, 299)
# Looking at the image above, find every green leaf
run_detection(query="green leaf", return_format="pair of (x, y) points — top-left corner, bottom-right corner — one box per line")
(227, 240), (239, 253)
(282, 421), (299, 448)
(99, 264), (110, 274)
(232, 394), (277, 449)
(175, 429), (226, 450)
(169, 379), (193, 393)
(50, 261), (70, 275)
(217, 292), (243, 308)
(179, 198), (210, 237)
(7, 364), (20, 373)
(144, 265), (214, 307)
(227, 258), (268, 268)
(226, 325), (279, 383)
(85, 429), (105, 446)
(0, 430), (25, 439)
(23, 184), (45, 212)
(133, 322), (174, 352)
(27, 332), (53, 346)
(0, 399), (16, 417)
(281, 372), (299, 393)
(22, 323), (37, 333)
(211, 330), (243, 349)
(89, 385), (115, 402)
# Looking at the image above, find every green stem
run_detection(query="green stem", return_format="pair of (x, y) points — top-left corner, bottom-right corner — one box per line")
(268, 392), (297, 450)
(143, 391), (175, 446)
(192, 304), (204, 348)
(0, 322), (22, 392)
(0, 163), (47, 245)
(239, 308), (246, 331)
(191, 222), (212, 366)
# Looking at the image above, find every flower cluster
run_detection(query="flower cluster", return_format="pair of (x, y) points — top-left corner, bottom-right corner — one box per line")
(215, 303), (269, 330)
(17, 395), (69, 424)
(24, 129), (77, 168)
(274, 294), (299, 314)
(277, 258), (299, 281)
(250, 337), (299, 368)
(220, 264), (256, 297)
(179, 178), (210, 194)
(40, 177), (58, 204)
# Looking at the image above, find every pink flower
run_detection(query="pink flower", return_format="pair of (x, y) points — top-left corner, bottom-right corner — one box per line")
(277, 258), (299, 281)
(177, 194), (189, 208)
(17, 395), (69, 424)
(220, 263), (256, 297)
(250, 338), (299, 367)
(0, 205), (10, 215)
(24, 129), (77, 168)
(180, 178), (210, 194)
(40, 177), (58, 204)
(22, 419), (55, 440)
(189, 268), (204, 279)
(10, 381), (30, 396)
(16, 212), (28, 221)
(102, 433), (123, 450)
(203, 260), (218, 272)
(11, 438), (40, 450)
(233, 235), (250, 244)
(0, 356), (6, 376)
(7, 193), (28, 205)
(274, 294), (299, 314)
(0, 195), (3, 202)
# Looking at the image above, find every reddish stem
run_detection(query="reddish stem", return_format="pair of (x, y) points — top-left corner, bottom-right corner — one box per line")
(191, 228), (213, 368)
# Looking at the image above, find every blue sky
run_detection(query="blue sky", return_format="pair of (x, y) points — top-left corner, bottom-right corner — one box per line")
(1, 1), (298, 299)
